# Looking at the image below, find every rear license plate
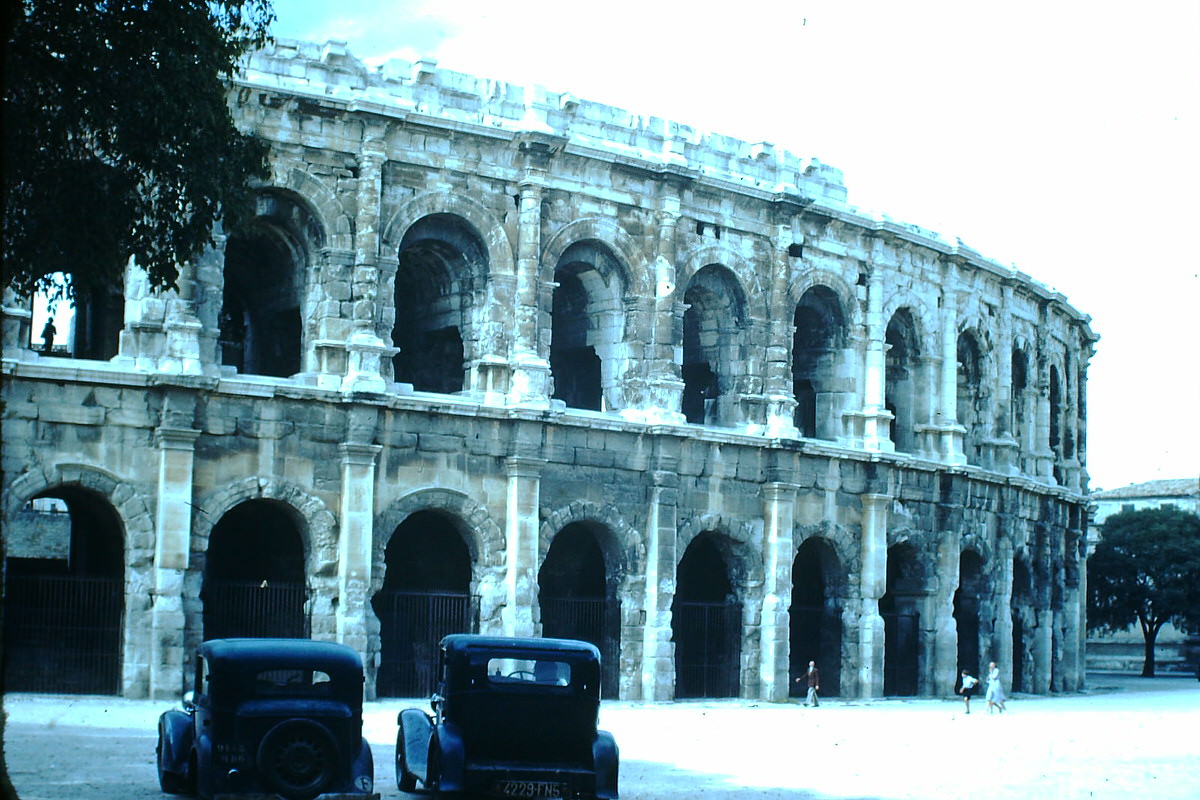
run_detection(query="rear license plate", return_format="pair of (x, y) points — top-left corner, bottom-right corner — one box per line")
(494, 780), (567, 797)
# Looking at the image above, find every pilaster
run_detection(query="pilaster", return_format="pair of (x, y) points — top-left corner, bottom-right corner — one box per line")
(337, 442), (382, 662)
(641, 469), (679, 701)
(759, 481), (798, 700)
(503, 456), (544, 636)
(150, 426), (200, 699)
(856, 492), (890, 697)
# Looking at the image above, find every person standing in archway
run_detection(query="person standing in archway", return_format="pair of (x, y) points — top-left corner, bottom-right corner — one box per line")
(40, 318), (56, 354)
(795, 660), (821, 707)
(985, 661), (1007, 713)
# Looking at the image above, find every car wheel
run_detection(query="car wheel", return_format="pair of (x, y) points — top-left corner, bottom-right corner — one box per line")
(256, 718), (338, 800)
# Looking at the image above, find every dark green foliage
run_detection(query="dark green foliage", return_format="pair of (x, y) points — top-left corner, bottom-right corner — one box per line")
(1087, 507), (1200, 676)
(2, 0), (274, 301)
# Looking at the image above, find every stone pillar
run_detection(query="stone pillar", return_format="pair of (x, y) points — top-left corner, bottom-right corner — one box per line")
(759, 482), (798, 700)
(342, 131), (396, 393)
(628, 203), (686, 424)
(856, 493), (889, 697)
(847, 278), (895, 452)
(503, 456), (543, 637)
(1, 287), (33, 359)
(994, 538), (1014, 684)
(150, 426), (200, 699)
(337, 443), (382, 663)
(929, 534), (960, 695)
(936, 284), (967, 465)
(1034, 349), (1055, 480)
(509, 136), (561, 407)
(641, 470), (679, 701)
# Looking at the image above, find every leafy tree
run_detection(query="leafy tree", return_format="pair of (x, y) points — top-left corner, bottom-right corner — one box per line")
(2, 0), (274, 303)
(1087, 507), (1200, 677)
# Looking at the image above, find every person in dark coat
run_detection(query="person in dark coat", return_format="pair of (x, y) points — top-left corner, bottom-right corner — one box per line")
(795, 660), (821, 707)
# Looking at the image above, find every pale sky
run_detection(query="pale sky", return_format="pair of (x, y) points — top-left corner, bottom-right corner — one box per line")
(268, 0), (1199, 491)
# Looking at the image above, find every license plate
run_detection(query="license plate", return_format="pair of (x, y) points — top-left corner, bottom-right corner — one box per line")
(494, 780), (566, 798)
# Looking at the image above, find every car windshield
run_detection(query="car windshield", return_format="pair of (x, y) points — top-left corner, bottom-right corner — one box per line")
(485, 657), (572, 686)
(253, 668), (334, 697)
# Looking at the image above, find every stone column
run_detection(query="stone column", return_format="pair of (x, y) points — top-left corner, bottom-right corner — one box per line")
(503, 456), (543, 637)
(631, 202), (685, 424)
(337, 443), (382, 662)
(150, 426), (200, 699)
(856, 493), (889, 697)
(936, 283), (967, 465)
(509, 136), (561, 407)
(994, 537), (1014, 684)
(848, 277), (895, 452)
(929, 534), (960, 695)
(641, 470), (679, 701)
(988, 283), (1020, 472)
(759, 482), (798, 700)
(342, 131), (396, 394)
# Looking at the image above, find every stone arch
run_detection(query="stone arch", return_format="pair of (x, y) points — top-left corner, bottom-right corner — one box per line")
(3, 462), (155, 696)
(679, 262), (753, 427)
(677, 512), (763, 588)
(541, 217), (649, 296)
(264, 164), (353, 252)
(372, 488), (506, 599)
(380, 190), (514, 276)
(955, 326), (990, 464)
(791, 283), (853, 439)
(538, 500), (643, 700)
(789, 529), (850, 696)
(677, 244), (760, 317)
(788, 271), (858, 327)
(884, 305), (931, 453)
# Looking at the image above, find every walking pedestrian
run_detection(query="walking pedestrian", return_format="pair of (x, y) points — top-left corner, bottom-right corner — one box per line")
(957, 668), (979, 714)
(985, 661), (1007, 714)
(795, 660), (821, 707)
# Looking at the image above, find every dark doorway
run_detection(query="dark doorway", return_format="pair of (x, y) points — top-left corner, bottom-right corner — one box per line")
(881, 543), (923, 696)
(222, 214), (304, 378)
(3, 491), (125, 694)
(954, 550), (985, 677)
(681, 265), (744, 428)
(673, 533), (741, 698)
(1011, 558), (1032, 693)
(373, 510), (474, 697)
(392, 214), (482, 393)
(792, 286), (844, 440)
(539, 523), (619, 697)
(789, 538), (842, 697)
(202, 501), (308, 641)
(550, 270), (602, 410)
(885, 310), (919, 453)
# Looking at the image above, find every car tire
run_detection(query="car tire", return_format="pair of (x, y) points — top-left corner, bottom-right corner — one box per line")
(256, 718), (339, 800)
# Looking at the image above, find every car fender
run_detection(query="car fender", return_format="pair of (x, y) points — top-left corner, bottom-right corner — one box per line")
(593, 729), (620, 799)
(397, 708), (434, 791)
(157, 710), (194, 777)
(433, 721), (467, 793)
(350, 736), (375, 795)
(193, 730), (215, 799)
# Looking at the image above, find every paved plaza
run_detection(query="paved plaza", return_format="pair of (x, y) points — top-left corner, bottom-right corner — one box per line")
(5, 673), (1198, 799)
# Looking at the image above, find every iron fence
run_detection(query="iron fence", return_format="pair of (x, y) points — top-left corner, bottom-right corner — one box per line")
(3, 574), (124, 694)
(202, 579), (309, 641)
(673, 600), (742, 698)
(541, 596), (620, 697)
(377, 591), (476, 697)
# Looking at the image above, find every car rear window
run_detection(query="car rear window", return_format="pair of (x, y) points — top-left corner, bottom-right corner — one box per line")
(485, 657), (572, 686)
(254, 668), (334, 696)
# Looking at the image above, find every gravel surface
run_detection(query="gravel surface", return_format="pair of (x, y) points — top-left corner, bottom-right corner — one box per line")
(5, 673), (1198, 799)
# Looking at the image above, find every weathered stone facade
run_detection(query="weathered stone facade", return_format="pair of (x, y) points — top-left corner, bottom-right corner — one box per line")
(1, 39), (1097, 701)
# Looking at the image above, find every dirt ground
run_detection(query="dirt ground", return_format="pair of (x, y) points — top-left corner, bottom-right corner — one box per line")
(4, 673), (1198, 799)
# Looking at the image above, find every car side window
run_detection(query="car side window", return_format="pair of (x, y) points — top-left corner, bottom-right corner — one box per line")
(254, 668), (334, 696)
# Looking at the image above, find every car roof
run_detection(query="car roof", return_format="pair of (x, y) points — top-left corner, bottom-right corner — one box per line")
(440, 634), (600, 660)
(199, 638), (364, 673)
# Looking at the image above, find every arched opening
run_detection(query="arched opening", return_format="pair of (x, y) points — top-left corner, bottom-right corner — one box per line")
(3, 490), (125, 694)
(788, 538), (843, 696)
(1011, 348), (1029, 449)
(1011, 557), (1033, 693)
(539, 522), (620, 698)
(881, 543), (923, 696)
(954, 550), (986, 677)
(885, 310), (920, 452)
(792, 287), (845, 440)
(673, 532), (741, 698)
(202, 500), (308, 641)
(681, 265), (745, 427)
(372, 510), (474, 697)
(956, 332), (984, 464)
(27, 272), (123, 360)
(221, 193), (311, 377)
(550, 241), (627, 412)
(392, 214), (485, 393)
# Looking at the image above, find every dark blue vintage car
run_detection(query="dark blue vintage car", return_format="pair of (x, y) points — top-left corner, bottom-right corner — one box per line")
(156, 638), (378, 800)
(396, 635), (619, 799)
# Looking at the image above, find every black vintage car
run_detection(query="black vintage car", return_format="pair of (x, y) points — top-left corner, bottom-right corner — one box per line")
(156, 638), (378, 800)
(396, 635), (619, 799)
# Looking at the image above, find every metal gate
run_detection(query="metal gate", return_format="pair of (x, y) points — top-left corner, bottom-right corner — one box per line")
(202, 579), (309, 641)
(3, 575), (124, 694)
(542, 597), (619, 697)
(883, 610), (920, 695)
(673, 600), (742, 698)
(377, 591), (475, 697)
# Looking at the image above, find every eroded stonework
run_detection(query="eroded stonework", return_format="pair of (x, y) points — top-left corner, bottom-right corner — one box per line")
(1, 39), (1096, 701)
